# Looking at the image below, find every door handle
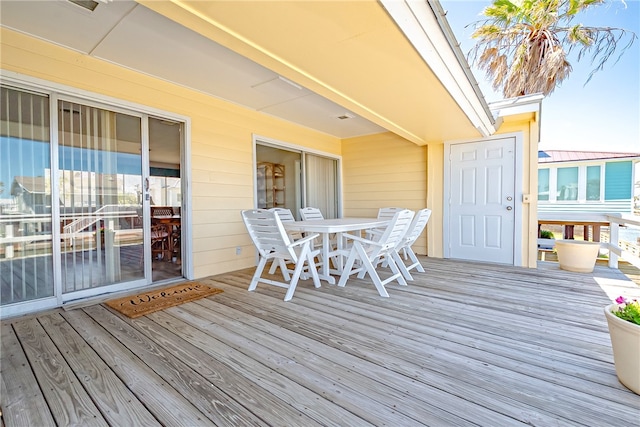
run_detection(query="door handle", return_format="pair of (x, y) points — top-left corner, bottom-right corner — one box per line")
(506, 196), (513, 201)
(506, 206), (513, 211)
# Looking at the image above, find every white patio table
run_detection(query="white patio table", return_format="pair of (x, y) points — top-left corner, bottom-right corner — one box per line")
(284, 217), (389, 284)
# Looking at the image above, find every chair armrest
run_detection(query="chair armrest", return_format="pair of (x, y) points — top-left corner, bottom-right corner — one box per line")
(288, 233), (320, 249)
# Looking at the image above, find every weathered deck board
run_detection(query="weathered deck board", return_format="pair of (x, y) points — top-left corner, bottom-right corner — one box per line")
(207, 278), (623, 426)
(61, 308), (215, 426)
(82, 304), (268, 426)
(122, 310), (323, 426)
(37, 313), (161, 427)
(175, 299), (468, 426)
(1, 257), (639, 427)
(11, 317), (108, 426)
(150, 306), (373, 426)
(0, 324), (56, 427)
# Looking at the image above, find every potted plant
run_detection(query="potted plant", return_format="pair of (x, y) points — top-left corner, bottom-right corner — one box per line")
(604, 296), (640, 394)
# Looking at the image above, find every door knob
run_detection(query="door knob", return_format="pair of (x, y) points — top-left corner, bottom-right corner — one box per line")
(506, 206), (513, 211)
(506, 196), (513, 201)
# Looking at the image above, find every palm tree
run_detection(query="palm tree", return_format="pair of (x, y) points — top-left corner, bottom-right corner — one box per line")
(469, 0), (636, 98)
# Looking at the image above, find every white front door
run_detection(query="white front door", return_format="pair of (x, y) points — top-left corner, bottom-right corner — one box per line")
(448, 137), (516, 264)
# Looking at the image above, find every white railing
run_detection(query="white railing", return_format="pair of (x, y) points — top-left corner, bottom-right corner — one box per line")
(607, 214), (640, 268)
(62, 204), (139, 235)
(1, 206), (139, 259)
(538, 212), (640, 269)
(538, 200), (633, 214)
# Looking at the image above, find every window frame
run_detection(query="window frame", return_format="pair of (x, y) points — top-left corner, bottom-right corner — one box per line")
(539, 161), (606, 203)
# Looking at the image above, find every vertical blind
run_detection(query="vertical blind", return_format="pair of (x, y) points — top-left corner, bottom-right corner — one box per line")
(0, 86), (54, 305)
(58, 101), (144, 293)
(305, 154), (338, 219)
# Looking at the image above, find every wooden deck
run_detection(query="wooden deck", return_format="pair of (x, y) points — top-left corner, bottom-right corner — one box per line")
(2, 258), (639, 426)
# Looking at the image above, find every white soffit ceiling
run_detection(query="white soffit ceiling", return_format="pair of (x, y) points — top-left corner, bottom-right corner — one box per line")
(0, 0), (385, 139)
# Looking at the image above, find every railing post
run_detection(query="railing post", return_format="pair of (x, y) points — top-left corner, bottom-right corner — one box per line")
(5, 224), (14, 259)
(609, 221), (619, 268)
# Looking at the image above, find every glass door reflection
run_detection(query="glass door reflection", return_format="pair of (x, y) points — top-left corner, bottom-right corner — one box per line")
(58, 100), (144, 295)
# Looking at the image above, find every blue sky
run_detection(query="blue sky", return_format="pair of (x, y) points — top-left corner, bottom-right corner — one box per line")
(440, 0), (639, 153)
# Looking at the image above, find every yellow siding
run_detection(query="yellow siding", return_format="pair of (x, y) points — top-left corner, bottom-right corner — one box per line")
(342, 132), (429, 255)
(1, 28), (341, 278)
(426, 144), (444, 258)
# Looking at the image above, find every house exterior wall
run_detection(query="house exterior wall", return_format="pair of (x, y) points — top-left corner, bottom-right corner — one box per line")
(0, 28), (342, 279)
(341, 132), (429, 255)
(538, 159), (636, 213)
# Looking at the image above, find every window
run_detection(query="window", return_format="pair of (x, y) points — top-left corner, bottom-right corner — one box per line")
(538, 169), (549, 201)
(557, 167), (578, 201)
(586, 166), (601, 201)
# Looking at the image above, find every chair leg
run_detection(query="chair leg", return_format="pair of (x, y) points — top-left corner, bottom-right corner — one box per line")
(268, 260), (278, 275)
(339, 242), (390, 298)
(386, 254), (408, 286)
(337, 246), (360, 287)
(248, 256), (269, 291)
(406, 247), (425, 273)
(306, 251), (321, 289)
(284, 242), (311, 301)
(269, 258), (292, 280)
(359, 253), (390, 298)
(393, 250), (414, 281)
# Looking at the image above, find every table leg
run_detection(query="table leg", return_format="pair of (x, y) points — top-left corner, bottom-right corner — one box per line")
(320, 232), (336, 284)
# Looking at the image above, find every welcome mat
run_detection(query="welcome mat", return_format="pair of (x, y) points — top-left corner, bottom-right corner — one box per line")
(105, 282), (223, 318)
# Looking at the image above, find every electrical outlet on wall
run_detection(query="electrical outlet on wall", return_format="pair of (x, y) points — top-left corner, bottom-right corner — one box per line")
(236, 246), (242, 255)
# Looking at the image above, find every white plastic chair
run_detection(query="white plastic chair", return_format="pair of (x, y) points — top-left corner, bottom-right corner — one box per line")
(268, 208), (302, 274)
(337, 209), (414, 297)
(270, 207), (297, 222)
(395, 208), (432, 280)
(299, 206), (342, 269)
(241, 209), (321, 301)
(378, 207), (405, 219)
(299, 207), (325, 221)
(367, 207), (405, 240)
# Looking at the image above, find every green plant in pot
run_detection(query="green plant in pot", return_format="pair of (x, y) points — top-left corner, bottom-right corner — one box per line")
(539, 230), (555, 239)
(604, 296), (640, 394)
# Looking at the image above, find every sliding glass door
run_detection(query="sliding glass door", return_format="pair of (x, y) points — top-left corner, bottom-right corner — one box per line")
(58, 100), (145, 296)
(0, 87), (54, 306)
(1, 84), (185, 313)
(255, 140), (339, 219)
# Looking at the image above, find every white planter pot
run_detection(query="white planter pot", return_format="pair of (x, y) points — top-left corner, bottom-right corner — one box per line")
(604, 304), (640, 394)
(555, 240), (600, 273)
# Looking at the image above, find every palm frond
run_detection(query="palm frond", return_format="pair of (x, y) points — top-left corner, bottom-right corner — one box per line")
(467, 0), (636, 96)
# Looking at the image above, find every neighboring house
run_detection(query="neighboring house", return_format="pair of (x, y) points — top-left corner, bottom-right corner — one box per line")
(10, 176), (51, 215)
(0, 0), (541, 317)
(538, 150), (640, 213)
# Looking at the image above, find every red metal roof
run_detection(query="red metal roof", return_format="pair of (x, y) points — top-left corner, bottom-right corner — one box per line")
(538, 150), (640, 163)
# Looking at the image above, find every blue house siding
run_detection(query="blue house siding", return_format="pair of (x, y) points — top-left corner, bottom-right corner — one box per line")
(604, 161), (632, 200)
